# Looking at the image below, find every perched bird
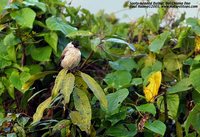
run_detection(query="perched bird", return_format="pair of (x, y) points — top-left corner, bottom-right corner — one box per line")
(60, 42), (81, 70)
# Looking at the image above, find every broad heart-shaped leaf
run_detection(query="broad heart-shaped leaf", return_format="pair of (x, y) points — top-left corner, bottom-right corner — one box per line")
(4, 33), (21, 46)
(157, 94), (179, 119)
(106, 89), (129, 114)
(164, 52), (187, 71)
(22, 71), (57, 92)
(148, 31), (171, 53)
(109, 58), (138, 71)
(105, 123), (137, 137)
(70, 88), (91, 134)
(104, 70), (132, 89)
(81, 72), (108, 110)
(145, 120), (166, 136)
(31, 46), (52, 62)
(46, 16), (77, 35)
(66, 30), (93, 38)
(136, 103), (156, 116)
(167, 78), (192, 94)
(44, 32), (58, 52)
(32, 97), (52, 124)
(10, 8), (36, 28)
(184, 103), (200, 135)
(60, 73), (75, 104)
(52, 69), (68, 98)
(190, 69), (200, 93)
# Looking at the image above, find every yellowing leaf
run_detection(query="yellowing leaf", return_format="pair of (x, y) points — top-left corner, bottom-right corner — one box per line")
(143, 71), (162, 102)
(32, 97), (52, 123)
(195, 36), (200, 54)
(81, 72), (108, 110)
(52, 69), (68, 98)
(70, 88), (91, 134)
(61, 73), (75, 104)
(22, 71), (57, 92)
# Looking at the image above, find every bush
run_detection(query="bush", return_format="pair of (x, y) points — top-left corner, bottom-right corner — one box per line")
(0, 0), (200, 136)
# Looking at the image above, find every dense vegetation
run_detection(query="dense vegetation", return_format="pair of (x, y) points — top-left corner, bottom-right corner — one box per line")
(0, 0), (200, 136)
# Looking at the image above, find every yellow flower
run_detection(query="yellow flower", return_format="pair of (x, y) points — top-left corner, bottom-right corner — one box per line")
(195, 36), (200, 54)
(143, 71), (162, 102)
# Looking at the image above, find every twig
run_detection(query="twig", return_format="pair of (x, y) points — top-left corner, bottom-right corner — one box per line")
(79, 51), (94, 70)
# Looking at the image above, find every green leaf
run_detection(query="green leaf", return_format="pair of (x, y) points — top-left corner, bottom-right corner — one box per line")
(106, 89), (129, 114)
(52, 69), (68, 98)
(52, 120), (71, 136)
(46, 16), (77, 35)
(104, 70), (132, 89)
(136, 103), (156, 116)
(9, 71), (22, 91)
(131, 78), (143, 86)
(70, 88), (91, 134)
(31, 46), (52, 62)
(0, 0), (7, 14)
(32, 97), (52, 123)
(164, 53), (186, 71)
(44, 32), (58, 52)
(2, 77), (15, 99)
(17, 116), (30, 127)
(157, 94), (179, 119)
(81, 72), (108, 110)
(7, 46), (16, 62)
(145, 120), (166, 136)
(61, 73), (75, 104)
(167, 78), (192, 94)
(0, 56), (12, 69)
(109, 58), (138, 71)
(22, 71), (57, 92)
(66, 30), (93, 38)
(4, 33), (21, 46)
(22, 0), (47, 12)
(105, 38), (135, 51)
(145, 14), (160, 32)
(141, 60), (162, 79)
(106, 107), (127, 125)
(190, 69), (200, 93)
(149, 31), (171, 53)
(175, 28), (190, 48)
(10, 8), (36, 28)
(186, 18), (198, 26)
(13, 125), (26, 137)
(184, 103), (200, 135)
(105, 123), (137, 137)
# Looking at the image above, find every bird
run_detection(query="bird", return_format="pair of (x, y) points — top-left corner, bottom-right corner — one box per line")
(60, 42), (81, 70)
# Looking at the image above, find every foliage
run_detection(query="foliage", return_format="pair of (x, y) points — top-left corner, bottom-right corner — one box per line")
(0, 0), (200, 136)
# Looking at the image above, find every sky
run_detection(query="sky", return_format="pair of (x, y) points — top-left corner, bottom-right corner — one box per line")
(70, 0), (200, 22)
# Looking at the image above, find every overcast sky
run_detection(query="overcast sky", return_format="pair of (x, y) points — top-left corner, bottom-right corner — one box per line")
(71, 0), (200, 22)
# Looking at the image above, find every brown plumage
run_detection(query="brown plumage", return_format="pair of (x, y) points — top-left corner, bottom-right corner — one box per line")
(60, 42), (81, 70)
